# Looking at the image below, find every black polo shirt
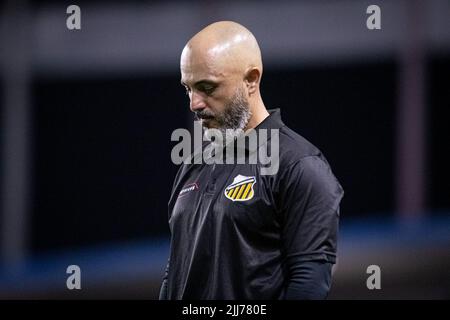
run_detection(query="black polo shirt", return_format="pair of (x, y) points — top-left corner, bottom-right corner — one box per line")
(163, 109), (344, 300)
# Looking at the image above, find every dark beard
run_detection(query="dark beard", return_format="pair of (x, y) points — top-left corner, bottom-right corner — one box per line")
(195, 87), (251, 131)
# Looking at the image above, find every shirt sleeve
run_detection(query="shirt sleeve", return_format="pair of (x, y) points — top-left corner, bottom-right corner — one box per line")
(278, 155), (344, 264)
(284, 260), (333, 300)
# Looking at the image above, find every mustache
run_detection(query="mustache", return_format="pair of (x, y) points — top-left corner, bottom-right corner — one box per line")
(194, 110), (215, 120)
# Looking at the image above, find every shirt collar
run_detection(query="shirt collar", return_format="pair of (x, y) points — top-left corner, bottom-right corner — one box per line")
(253, 108), (284, 131)
(234, 108), (284, 153)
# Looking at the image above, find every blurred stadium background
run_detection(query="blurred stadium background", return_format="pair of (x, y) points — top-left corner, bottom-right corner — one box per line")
(0, 0), (449, 299)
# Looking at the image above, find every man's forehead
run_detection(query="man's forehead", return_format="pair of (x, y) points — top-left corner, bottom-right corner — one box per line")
(180, 62), (225, 85)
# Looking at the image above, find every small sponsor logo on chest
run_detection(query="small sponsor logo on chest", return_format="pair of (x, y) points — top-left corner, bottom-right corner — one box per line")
(179, 183), (199, 197)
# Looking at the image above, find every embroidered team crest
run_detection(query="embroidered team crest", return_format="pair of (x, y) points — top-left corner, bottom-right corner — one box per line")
(224, 175), (256, 202)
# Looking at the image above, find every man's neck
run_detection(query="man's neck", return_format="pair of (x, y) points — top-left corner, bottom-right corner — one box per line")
(245, 99), (269, 131)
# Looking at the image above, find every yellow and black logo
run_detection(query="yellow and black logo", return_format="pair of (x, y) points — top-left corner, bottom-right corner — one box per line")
(224, 175), (256, 202)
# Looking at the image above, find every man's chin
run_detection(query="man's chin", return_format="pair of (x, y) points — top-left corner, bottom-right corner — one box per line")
(201, 118), (219, 129)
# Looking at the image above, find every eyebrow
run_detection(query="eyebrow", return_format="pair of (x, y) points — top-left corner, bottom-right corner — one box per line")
(181, 79), (219, 87)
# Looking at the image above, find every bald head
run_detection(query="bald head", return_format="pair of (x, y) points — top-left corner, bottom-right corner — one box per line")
(181, 21), (262, 81)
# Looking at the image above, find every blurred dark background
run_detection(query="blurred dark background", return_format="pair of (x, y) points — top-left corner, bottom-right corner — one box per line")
(1, 0), (449, 299)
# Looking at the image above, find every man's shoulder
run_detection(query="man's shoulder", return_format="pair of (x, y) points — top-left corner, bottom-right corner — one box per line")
(274, 125), (343, 199)
(277, 125), (323, 165)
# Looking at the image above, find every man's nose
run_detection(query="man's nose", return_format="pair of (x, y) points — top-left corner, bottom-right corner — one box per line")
(190, 91), (206, 112)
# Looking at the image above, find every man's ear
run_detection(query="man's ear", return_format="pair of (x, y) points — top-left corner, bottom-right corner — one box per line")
(244, 67), (261, 96)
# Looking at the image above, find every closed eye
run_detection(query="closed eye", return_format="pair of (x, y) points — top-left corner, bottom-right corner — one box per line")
(181, 80), (219, 96)
(201, 85), (216, 95)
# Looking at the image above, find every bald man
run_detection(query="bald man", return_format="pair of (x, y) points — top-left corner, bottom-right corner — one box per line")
(160, 21), (344, 300)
